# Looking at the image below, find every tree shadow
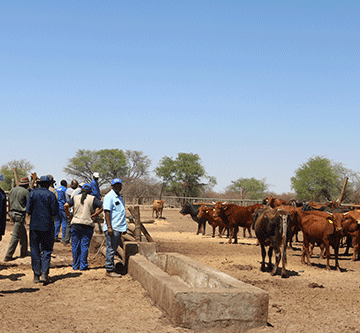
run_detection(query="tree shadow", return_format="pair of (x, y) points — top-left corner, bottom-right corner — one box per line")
(0, 287), (40, 297)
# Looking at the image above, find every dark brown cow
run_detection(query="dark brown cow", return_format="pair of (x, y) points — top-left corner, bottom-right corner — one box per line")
(152, 200), (164, 219)
(294, 209), (343, 271)
(253, 207), (292, 278)
(341, 210), (360, 261)
(197, 205), (228, 238)
(265, 196), (289, 208)
(213, 202), (264, 244)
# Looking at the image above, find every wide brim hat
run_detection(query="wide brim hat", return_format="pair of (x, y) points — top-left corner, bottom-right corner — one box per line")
(18, 177), (30, 186)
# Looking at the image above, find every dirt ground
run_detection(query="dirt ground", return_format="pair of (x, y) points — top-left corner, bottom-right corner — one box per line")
(1, 206), (360, 333)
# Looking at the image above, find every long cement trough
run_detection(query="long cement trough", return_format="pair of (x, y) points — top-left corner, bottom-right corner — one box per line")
(128, 243), (269, 332)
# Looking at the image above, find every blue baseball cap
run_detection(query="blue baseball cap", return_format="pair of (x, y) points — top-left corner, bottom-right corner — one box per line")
(111, 178), (122, 185)
(39, 175), (51, 182)
(82, 183), (91, 190)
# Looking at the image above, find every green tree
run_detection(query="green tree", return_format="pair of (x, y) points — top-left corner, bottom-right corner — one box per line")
(155, 152), (216, 197)
(230, 177), (269, 200)
(64, 149), (128, 186)
(0, 159), (34, 191)
(291, 156), (339, 201)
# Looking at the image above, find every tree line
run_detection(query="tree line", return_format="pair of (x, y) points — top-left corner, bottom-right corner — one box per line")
(1, 150), (360, 203)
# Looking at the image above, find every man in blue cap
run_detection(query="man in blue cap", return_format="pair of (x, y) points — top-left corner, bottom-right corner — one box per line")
(103, 178), (127, 277)
(26, 175), (59, 284)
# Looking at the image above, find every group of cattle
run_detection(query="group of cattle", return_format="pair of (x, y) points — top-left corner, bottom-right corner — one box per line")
(178, 197), (360, 278)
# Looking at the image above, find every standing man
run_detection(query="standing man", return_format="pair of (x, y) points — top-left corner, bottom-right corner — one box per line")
(0, 186), (6, 242)
(55, 180), (68, 242)
(26, 175), (59, 284)
(103, 178), (127, 278)
(4, 177), (30, 261)
(90, 172), (101, 200)
(62, 180), (78, 245)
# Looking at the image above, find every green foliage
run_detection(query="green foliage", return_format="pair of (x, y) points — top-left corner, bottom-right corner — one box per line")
(291, 156), (339, 201)
(155, 152), (215, 197)
(125, 150), (151, 182)
(0, 159), (34, 191)
(229, 177), (269, 200)
(64, 149), (128, 186)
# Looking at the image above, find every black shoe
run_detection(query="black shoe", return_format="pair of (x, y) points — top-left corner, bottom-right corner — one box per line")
(54, 237), (61, 242)
(40, 273), (50, 284)
(20, 251), (31, 258)
(33, 274), (41, 284)
(3, 256), (13, 262)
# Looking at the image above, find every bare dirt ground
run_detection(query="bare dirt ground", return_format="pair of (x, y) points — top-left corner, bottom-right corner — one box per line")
(1, 207), (360, 333)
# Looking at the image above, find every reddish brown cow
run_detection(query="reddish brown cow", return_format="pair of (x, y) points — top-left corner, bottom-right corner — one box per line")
(294, 209), (343, 271)
(197, 205), (227, 238)
(341, 210), (360, 261)
(213, 202), (264, 244)
(265, 196), (289, 208)
(152, 200), (164, 218)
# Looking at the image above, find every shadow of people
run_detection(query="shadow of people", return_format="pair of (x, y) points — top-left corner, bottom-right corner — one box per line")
(0, 273), (26, 281)
(0, 287), (40, 297)
(45, 272), (82, 285)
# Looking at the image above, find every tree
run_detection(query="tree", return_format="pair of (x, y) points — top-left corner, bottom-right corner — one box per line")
(229, 177), (269, 200)
(155, 152), (216, 197)
(124, 150), (151, 182)
(0, 159), (34, 191)
(291, 156), (340, 202)
(64, 149), (128, 186)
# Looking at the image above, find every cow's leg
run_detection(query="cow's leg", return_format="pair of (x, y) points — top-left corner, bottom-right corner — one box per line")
(212, 226), (216, 238)
(243, 227), (246, 238)
(271, 245), (281, 276)
(247, 227), (252, 238)
(228, 226), (234, 244)
(319, 243), (325, 259)
(302, 237), (312, 266)
(344, 235), (352, 256)
(260, 244), (266, 272)
(324, 241), (331, 271)
(196, 223), (201, 235)
(233, 226), (239, 244)
(281, 243), (288, 278)
(202, 221), (206, 236)
(333, 244), (341, 272)
(352, 235), (359, 261)
(267, 246), (273, 271)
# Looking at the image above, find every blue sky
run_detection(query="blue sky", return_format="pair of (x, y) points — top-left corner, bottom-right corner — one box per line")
(1, 1), (359, 194)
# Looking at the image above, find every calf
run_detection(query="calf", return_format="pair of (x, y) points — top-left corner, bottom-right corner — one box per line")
(253, 207), (292, 278)
(180, 202), (213, 235)
(213, 202), (264, 244)
(152, 200), (164, 219)
(197, 205), (228, 238)
(294, 209), (343, 271)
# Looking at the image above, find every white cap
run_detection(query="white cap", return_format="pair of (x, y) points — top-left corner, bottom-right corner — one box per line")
(93, 172), (100, 178)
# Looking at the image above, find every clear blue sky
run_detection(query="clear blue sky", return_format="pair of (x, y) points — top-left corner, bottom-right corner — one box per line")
(1, 1), (359, 194)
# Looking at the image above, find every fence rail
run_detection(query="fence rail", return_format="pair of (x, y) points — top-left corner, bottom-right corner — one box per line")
(121, 195), (263, 208)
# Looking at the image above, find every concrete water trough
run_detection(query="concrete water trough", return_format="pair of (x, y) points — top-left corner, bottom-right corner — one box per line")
(128, 243), (269, 332)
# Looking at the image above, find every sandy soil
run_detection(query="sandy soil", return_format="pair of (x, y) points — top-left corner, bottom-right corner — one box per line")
(1, 207), (360, 333)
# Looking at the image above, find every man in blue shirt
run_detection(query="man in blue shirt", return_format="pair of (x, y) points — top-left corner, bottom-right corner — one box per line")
(55, 180), (68, 243)
(103, 178), (127, 278)
(90, 172), (101, 200)
(0, 186), (6, 242)
(26, 175), (59, 284)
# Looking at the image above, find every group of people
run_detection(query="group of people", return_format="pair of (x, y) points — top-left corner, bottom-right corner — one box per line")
(0, 172), (127, 283)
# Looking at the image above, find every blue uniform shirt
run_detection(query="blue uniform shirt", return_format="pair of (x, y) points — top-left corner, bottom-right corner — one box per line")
(26, 188), (59, 231)
(90, 179), (101, 200)
(103, 189), (127, 232)
(56, 185), (67, 210)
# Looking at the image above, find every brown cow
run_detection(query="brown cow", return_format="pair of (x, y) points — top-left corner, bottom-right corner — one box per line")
(265, 196), (289, 208)
(253, 207), (292, 278)
(152, 200), (164, 219)
(341, 210), (360, 261)
(294, 209), (343, 271)
(197, 205), (228, 238)
(213, 202), (264, 244)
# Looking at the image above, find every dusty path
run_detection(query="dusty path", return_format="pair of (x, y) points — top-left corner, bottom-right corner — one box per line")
(1, 207), (360, 333)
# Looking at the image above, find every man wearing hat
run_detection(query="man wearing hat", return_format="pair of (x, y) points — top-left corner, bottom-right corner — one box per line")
(103, 178), (127, 277)
(4, 177), (30, 262)
(90, 172), (101, 200)
(26, 175), (59, 284)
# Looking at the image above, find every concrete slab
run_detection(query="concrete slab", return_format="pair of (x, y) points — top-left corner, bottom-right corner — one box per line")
(128, 245), (268, 332)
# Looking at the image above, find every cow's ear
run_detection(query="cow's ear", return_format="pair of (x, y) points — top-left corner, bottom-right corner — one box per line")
(223, 205), (228, 211)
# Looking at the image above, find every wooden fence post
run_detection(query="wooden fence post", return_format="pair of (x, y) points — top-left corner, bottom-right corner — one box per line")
(128, 206), (141, 241)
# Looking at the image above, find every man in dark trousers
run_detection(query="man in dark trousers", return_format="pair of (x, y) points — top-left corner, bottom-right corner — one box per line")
(4, 176), (30, 261)
(0, 186), (6, 242)
(26, 175), (59, 284)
